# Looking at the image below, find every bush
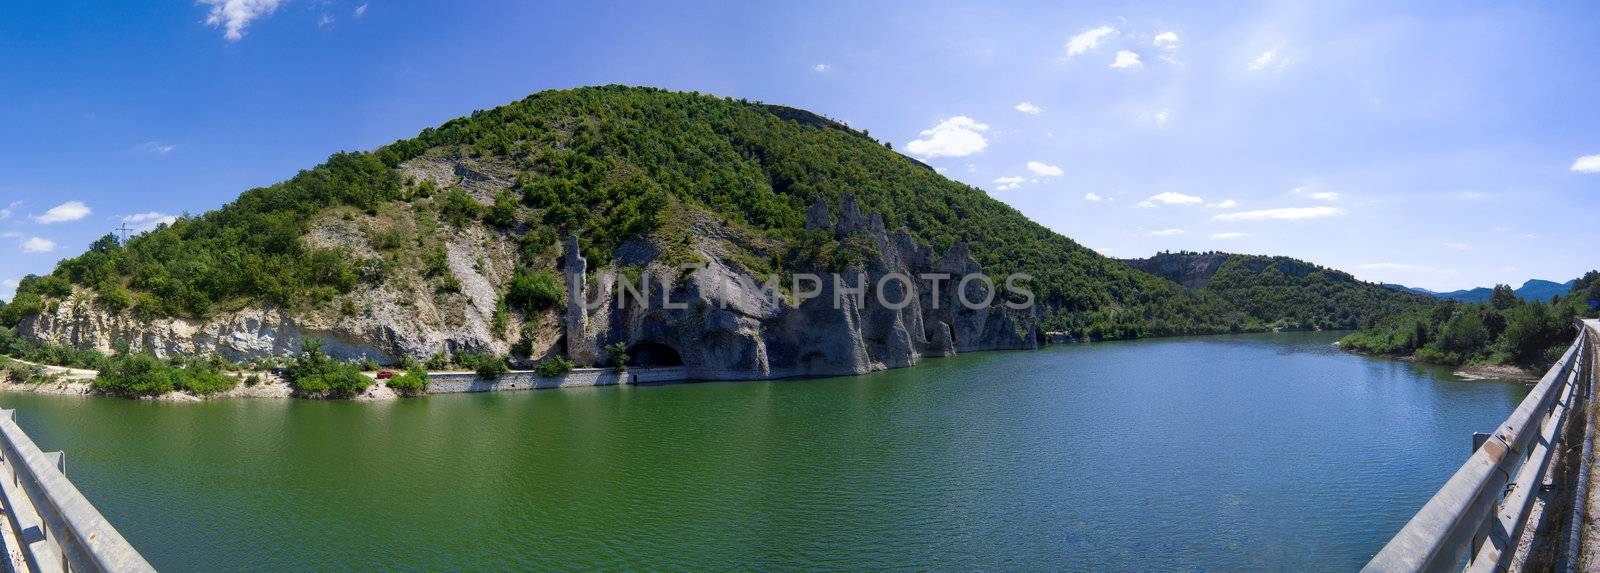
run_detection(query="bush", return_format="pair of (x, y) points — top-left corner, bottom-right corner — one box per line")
(505, 269), (564, 311)
(453, 352), (508, 380)
(95, 353), (175, 396)
(171, 368), (237, 395)
(386, 367), (430, 396)
(286, 338), (373, 397)
(534, 355), (574, 378)
(439, 188), (482, 227)
(605, 341), (629, 372)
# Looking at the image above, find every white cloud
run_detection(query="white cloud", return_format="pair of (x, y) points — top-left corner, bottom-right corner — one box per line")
(1308, 191), (1339, 201)
(317, 14), (334, 29)
(1135, 200), (1156, 208)
(812, 63), (831, 73)
(122, 212), (178, 232)
(1110, 50), (1142, 69)
(1212, 232), (1248, 239)
(353, 3), (368, 17)
(1014, 102), (1042, 114)
(905, 116), (989, 158)
(1026, 161), (1063, 177)
(1153, 32), (1179, 49)
(1146, 228), (1185, 237)
(1443, 242), (1469, 251)
(32, 201), (91, 224)
(21, 237), (55, 253)
(0, 201), (20, 220)
(1572, 154), (1600, 173)
(1065, 26), (1117, 57)
(1249, 49), (1286, 71)
(1151, 110), (1170, 126)
(1084, 193), (1103, 202)
(992, 176), (1025, 191)
(1145, 192), (1203, 206)
(138, 141), (176, 155)
(1207, 199), (1239, 209)
(199, 0), (283, 41)
(1213, 206), (1344, 221)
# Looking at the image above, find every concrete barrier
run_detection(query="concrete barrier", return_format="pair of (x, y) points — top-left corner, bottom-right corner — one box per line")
(425, 367), (689, 394)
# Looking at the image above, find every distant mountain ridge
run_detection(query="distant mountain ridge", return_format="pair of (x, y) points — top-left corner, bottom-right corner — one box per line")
(1381, 279), (1577, 303)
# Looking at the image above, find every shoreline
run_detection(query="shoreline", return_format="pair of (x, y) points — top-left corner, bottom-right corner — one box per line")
(1333, 341), (1541, 382)
(1, 330), (1357, 403)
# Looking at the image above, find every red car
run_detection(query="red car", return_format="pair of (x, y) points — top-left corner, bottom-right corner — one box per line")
(376, 370), (398, 380)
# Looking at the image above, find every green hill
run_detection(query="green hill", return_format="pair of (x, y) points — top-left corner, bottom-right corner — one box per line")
(1121, 251), (1438, 330)
(2, 86), (1255, 343)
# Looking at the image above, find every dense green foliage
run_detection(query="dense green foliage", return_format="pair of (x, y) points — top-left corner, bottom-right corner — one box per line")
(385, 367), (430, 396)
(505, 269), (564, 311)
(5, 153), (396, 321)
(1340, 276), (1595, 368)
(94, 353), (237, 396)
(454, 352), (508, 380)
(1203, 254), (1437, 330)
(534, 356), (574, 378)
(285, 339), (372, 397)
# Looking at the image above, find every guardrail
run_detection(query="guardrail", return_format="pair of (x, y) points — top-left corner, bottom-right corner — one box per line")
(0, 409), (154, 573)
(1363, 322), (1593, 572)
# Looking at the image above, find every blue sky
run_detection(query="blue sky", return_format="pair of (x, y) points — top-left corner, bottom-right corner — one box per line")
(1, 0), (1596, 300)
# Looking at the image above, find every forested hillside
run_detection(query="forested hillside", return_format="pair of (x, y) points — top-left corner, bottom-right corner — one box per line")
(3, 85), (1249, 342)
(1121, 251), (1438, 331)
(1341, 272), (1600, 368)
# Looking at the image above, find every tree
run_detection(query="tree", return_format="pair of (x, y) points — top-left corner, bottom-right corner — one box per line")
(605, 341), (629, 372)
(1490, 284), (1518, 310)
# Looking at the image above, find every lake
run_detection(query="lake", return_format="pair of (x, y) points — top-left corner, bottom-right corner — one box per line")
(0, 331), (1526, 571)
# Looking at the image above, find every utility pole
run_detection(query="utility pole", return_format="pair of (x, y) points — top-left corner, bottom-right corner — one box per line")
(115, 223), (132, 243)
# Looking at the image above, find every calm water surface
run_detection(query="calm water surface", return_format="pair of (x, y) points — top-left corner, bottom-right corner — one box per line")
(0, 332), (1525, 571)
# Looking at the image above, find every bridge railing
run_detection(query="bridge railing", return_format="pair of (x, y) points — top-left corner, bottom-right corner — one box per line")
(0, 409), (154, 573)
(1363, 322), (1593, 572)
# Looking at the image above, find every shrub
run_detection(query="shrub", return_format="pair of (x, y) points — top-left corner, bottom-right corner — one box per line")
(386, 367), (430, 396)
(172, 368), (237, 395)
(534, 355), (574, 378)
(439, 188), (482, 227)
(453, 352), (508, 380)
(95, 353), (175, 396)
(286, 338), (373, 397)
(486, 191), (518, 228)
(505, 269), (564, 311)
(605, 341), (629, 372)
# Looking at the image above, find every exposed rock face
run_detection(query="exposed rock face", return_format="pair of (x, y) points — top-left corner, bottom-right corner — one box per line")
(1120, 252), (1230, 289)
(561, 193), (1040, 380)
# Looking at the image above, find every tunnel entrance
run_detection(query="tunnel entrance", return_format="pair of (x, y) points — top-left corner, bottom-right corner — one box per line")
(627, 342), (684, 367)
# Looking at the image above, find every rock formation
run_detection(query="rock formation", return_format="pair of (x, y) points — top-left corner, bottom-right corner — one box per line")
(17, 192), (1040, 380)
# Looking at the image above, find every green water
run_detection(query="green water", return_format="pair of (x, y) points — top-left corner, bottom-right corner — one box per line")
(0, 332), (1525, 571)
